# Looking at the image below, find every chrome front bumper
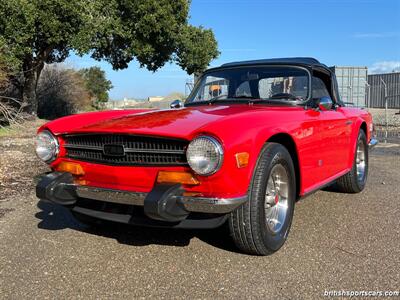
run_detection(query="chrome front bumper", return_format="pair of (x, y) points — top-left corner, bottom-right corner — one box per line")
(36, 172), (247, 223)
(75, 185), (247, 214)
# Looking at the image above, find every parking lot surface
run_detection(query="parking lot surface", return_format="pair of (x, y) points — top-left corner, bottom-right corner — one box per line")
(0, 133), (399, 299)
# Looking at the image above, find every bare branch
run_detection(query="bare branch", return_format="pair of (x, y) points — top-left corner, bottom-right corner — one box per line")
(0, 62), (24, 126)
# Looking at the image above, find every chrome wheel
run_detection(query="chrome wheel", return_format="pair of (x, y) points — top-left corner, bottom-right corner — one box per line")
(356, 140), (366, 182)
(264, 164), (289, 234)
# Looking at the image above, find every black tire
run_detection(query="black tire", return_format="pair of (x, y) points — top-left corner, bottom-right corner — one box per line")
(229, 143), (296, 255)
(336, 130), (368, 193)
(71, 211), (105, 228)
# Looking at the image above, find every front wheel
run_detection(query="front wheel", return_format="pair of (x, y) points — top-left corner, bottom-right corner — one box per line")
(336, 130), (368, 193)
(229, 143), (296, 255)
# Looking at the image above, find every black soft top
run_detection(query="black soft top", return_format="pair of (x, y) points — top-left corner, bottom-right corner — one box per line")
(213, 57), (332, 75)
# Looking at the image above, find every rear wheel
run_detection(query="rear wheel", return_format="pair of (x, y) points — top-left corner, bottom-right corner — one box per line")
(229, 143), (296, 255)
(337, 130), (368, 193)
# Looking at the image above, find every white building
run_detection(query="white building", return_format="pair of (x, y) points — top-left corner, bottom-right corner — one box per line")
(148, 96), (164, 102)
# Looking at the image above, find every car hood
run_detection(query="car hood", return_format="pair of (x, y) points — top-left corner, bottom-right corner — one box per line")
(43, 105), (302, 140)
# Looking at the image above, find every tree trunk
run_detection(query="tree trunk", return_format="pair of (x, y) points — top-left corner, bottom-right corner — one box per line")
(22, 70), (37, 114)
(22, 61), (44, 115)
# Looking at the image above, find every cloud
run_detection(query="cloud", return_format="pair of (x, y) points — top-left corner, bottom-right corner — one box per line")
(369, 61), (400, 74)
(353, 32), (400, 38)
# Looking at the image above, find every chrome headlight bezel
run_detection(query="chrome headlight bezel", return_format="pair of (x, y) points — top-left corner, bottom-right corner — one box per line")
(186, 136), (224, 176)
(35, 130), (59, 163)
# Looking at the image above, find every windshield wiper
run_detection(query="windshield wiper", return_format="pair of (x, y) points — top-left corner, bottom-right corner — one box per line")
(230, 96), (278, 104)
(231, 95), (266, 104)
(192, 95), (255, 105)
(186, 95), (272, 106)
(249, 97), (303, 105)
(269, 94), (303, 101)
(230, 95), (259, 100)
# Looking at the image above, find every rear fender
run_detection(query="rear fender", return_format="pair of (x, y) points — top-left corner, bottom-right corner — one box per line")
(347, 118), (368, 169)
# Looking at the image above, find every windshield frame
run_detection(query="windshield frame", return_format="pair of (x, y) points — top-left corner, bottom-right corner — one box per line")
(185, 64), (312, 107)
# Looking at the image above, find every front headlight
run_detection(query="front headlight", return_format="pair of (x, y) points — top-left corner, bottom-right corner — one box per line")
(186, 136), (223, 175)
(35, 130), (59, 163)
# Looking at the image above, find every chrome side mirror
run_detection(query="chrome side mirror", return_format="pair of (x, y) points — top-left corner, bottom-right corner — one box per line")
(170, 99), (183, 109)
(318, 96), (333, 111)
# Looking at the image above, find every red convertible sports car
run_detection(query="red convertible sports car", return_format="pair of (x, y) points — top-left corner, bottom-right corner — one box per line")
(36, 57), (377, 255)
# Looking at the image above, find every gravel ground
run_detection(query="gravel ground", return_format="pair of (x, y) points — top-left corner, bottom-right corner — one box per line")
(0, 121), (399, 299)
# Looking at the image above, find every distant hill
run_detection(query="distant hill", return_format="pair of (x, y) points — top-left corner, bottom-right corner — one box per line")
(133, 92), (186, 109)
(106, 92), (186, 110)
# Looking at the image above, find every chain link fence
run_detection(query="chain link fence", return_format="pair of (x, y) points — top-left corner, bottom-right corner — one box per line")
(365, 80), (400, 143)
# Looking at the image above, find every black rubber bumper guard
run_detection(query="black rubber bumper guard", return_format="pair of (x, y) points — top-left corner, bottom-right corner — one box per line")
(36, 172), (247, 228)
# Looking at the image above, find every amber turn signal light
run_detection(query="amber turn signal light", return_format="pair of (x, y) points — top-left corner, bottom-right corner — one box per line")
(73, 178), (88, 186)
(55, 161), (85, 176)
(157, 171), (200, 186)
(235, 152), (250, 168)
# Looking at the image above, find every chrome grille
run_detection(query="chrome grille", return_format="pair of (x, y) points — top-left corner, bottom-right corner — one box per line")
(63, 134), (188, 166)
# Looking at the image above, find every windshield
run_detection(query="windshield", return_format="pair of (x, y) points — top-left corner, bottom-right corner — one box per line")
(186, 66), (310, 104)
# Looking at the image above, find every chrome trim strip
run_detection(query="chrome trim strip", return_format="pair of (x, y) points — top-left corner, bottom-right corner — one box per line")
(187, 136), (224, 176)
(124, 148), (185, 154)
(76, 186), (146, 206)
(64, 144), (185, 154)
(175, 195), (247, 213)
(369, 138), (378, 149)
(74, 186), (247, 214)
(64, 144), (103, 151)
(38, 130), (60, 163)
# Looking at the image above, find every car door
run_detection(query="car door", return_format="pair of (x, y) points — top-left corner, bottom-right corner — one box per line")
(317, 108), (351, 179)
(312, 75), (352, 181)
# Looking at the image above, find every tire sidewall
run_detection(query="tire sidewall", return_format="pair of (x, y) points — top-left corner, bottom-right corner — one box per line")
(253, 144), (296, 251)
(354, 130), (369, 190)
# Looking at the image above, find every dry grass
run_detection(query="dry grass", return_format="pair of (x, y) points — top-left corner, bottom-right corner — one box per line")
(0, 119), (49, 201)
(0, 118), (45, 138)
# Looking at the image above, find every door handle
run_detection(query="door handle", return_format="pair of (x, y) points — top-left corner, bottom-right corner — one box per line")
(345, 120), (353, 125)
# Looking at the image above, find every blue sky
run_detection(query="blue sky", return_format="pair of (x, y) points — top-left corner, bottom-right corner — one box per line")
(66, 0), (400, 100)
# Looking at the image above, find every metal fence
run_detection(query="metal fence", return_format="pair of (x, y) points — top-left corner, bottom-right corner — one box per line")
(331, 66), (368, 107)
(366, 79), (400, 143)
(366, 82), (400, 109)
(367, 72), (400, 109)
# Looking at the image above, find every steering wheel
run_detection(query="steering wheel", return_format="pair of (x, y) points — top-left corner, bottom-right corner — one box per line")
(208, 94), (228, 101)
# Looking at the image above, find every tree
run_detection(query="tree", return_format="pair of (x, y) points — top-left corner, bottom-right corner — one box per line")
(0, 0), (219, 114)
(0, 53), (23, 126)
(0, 57), (7, 90)
(37, 65), (91, 119)
(79, 67), (112, 109)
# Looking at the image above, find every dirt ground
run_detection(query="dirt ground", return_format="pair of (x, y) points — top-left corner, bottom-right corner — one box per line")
(0, 120), (399, 299)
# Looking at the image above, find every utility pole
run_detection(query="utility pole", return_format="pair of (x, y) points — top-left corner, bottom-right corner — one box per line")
(380, 78), (388, 142)
(365, 82), (370, 108)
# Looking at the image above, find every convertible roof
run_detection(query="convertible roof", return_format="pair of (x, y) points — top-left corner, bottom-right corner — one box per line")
(208, 57), (342, 104)
(218, 57), (332, 73)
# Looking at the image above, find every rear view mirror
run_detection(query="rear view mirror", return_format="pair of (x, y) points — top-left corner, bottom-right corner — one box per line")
(170, 99), (183, 109)
(241, 72), (259, 81)
(317, 96), (333, 111)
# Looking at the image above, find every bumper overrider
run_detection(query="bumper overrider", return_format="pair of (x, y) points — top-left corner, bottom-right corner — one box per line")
(36, 172), (247, 229)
